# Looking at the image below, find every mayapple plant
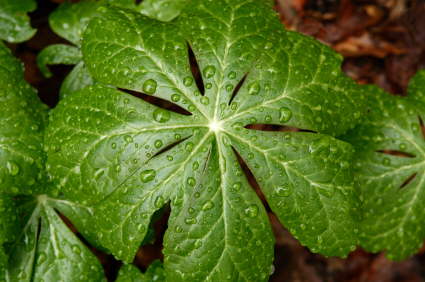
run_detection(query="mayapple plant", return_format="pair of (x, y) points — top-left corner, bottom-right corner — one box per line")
(1, 0), (424, 281)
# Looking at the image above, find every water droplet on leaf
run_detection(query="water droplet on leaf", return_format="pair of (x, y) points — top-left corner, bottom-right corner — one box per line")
(153, 108), (170, 123)
(143, 79), (157, 94)
(140, 169), (156, 182)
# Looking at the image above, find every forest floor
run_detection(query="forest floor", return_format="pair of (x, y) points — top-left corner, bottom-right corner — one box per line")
(9, 0), (425, 281)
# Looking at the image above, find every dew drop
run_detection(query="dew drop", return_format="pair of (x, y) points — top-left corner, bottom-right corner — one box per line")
(154, 140), (163, 148)
(185, 142), (194, 152)
(6, 161), (20, 176)
(143, 79), (157, 95)
(187, 177), (196, 187)
(248, 82), (260, 95)
(279, 107), (292, 123)
(245, 204), (259, 218)
(185, 217), (197, 225)
(232, 182), (241, 192)
(228, 71), (236, 79)
(203, 65), (216, 78)
(205, 83), (212, 89)
(202, 200), (214, 210)
(192, 161), (199, 170)
(94, 168), (105, 180)
(36, 252), (47, 266)
(276, 184), (292, 197)
(124, 135), (133, 143)
(183, 77), (193, 86)
(154, 195), (164, 208)
(153, 108), (171, 123)
(194, 240), (202, 249)
(72, 245), (81, 254)
(225, 84), (234, 92)
(411, 123), (420, 132)
(200, 96), (210, 105)
(264, 42), (273, 50)
(382, 157), (390, 165)
(171, 94), (181, 102)
(140, 169), (156, 183)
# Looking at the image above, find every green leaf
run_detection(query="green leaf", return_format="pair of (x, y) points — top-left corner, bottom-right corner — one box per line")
(47, 2), (364, 280)
(0, 195), (19, 280)
(37, 44), (82, 78)
(343, 71), (425, 260)
(49, 0), (99, 46)
(0, 42), (47, 195)
(0, 0), (36, 43)
(5, 195), (105, 282)
(40, 0), (190, 98)
(59, 61), (95, 100)
(138, 0), (187, 22)
(116, 261), (165, 282)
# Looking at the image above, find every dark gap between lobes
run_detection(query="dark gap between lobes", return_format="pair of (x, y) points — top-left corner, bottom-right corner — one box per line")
(419, 116), (425, 140)
(187, 43), (205, 95)
(245, 124), (317, 133)
(55, 210), (122, 281)
(133, 205), (169, 272)
(118, 88), (191, 115)
(152, 136), (191, 159)
(400, 173), (417, 189)
(134, 0), (143, 4)
(229, 74), (247, 105)
(376, 150), (416, 158)
(231, 147), (271, 212)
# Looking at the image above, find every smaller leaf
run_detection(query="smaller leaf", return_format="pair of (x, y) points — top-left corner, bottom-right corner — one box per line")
(49, 0), (99, 46)
(59, 61), (94, 100)
(343, 72), (425, 260)
(0, 0), (36, 43)
(6, 196), (106, 282)
(37, 44), (82, 78)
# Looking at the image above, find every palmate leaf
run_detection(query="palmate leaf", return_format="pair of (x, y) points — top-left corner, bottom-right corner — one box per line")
(5, 196), (105, 282)
(0, 0), (36, 43)
(0, 40), (104, 281)
(46, 1), (365, 281)
(343, 70), (425, 260)
(37, 0), (188, 99)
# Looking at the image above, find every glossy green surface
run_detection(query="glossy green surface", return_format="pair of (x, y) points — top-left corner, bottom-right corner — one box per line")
(0, 42), (47, 196)
(116, 261), (165, 282)
(0, 0), (36, 43)
(46, 1), (366, 281)
(5, 196), (105, 282)
(343, 70), (425, 260)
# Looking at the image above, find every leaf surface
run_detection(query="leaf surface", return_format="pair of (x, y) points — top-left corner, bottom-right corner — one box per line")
(40, 0), (190, 99)
(0, 0), (36, 43)
(343, 70), (425, 260)
(116, 261), (165, 282)
(47, 2), (365, 281)
(0, 42), (47, 195)
(5, 196), (105, 282)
